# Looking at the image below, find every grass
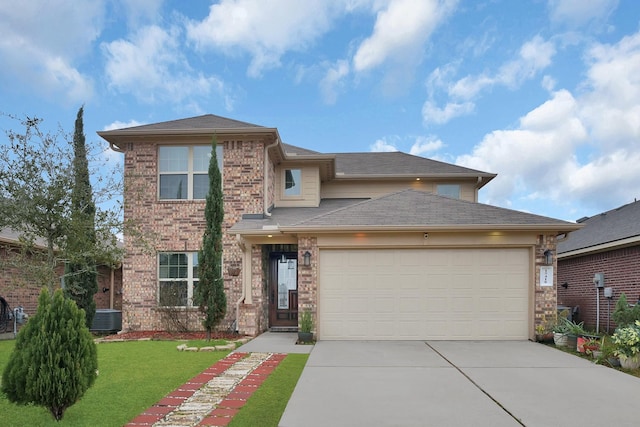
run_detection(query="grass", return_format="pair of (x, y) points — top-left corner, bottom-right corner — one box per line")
(0, 339), (229, 426)
(229, 353), (309, 427)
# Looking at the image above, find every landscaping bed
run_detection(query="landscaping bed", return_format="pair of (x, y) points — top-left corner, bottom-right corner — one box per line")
(97, 330), (244, 341)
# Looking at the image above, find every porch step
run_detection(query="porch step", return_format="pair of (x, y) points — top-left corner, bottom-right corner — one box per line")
(270, 326), (298, 332)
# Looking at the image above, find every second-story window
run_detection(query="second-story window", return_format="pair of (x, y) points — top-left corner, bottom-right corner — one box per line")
(437, 184), (461, 199)
(158, 145), (222, 200)
(284, 168), (302, 197)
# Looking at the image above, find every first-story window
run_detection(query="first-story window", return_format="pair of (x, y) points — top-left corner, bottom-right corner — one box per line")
(158, 252), (199, 307)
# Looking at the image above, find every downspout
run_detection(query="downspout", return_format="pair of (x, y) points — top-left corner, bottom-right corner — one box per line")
(263, 138), (280, 217)
(235, 234), (247, 332)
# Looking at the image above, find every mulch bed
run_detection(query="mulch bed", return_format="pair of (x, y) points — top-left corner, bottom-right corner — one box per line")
(97, 330), (243, 341)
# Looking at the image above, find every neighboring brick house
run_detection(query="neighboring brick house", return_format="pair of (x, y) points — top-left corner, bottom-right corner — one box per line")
(557, 200), (640, 333)
(0, 228), (123, 318)
(99, 114), (581, 341)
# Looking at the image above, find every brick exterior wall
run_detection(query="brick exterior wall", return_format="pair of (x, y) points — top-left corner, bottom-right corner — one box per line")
(297, 236), (317, 335)
(558, 245), (640, 332)
(534, 234), (558, 334)
(122, 137), (268, 332)
(0, 244), (121, 318)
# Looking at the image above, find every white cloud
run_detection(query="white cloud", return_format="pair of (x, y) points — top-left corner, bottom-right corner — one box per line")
(0, 0), (102, 102)
(458, 30), (640, 215)
(186, 0), (339, 77)
(102, 25), (231, 109)
(580, 32), (640, 150)
(457, 89), (587, 207)
(353, 0), (457, 73)
(409, 136), (444, 156)
(320, 60), (351, 104)
(548, 0), (618, 28)
(422, 100), (474, 125)
(424, 35), (556, 125)
(370, 138), (398, 152)
(102, 120), (145, 131)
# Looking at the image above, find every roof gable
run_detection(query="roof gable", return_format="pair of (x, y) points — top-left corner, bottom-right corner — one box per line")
(113, 114), (264, 131)
(558, 200), (640, 254)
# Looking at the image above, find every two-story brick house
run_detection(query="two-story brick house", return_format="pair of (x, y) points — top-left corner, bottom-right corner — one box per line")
(99, 114), (580, 341)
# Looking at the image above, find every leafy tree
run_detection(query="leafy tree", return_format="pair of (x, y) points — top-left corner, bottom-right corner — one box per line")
(194, 136), (226, 339)
(64, 106), (98, 328)
(1, 288), (98, 421)
(0, 112), (123, 297)
(0, 115), (73, 292)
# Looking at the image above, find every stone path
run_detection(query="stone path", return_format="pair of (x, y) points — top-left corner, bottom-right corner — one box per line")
(126, 352), (286, 427)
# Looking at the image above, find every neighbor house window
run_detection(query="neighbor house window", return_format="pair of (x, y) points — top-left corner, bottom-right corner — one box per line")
(158, 145), (222, 200)
(158, 252), (199, 307)
(284, 168), (302, 197)
(437, 184), (460, 199)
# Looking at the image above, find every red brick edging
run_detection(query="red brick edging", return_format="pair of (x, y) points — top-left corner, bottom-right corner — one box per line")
(126, 352), (286, 427)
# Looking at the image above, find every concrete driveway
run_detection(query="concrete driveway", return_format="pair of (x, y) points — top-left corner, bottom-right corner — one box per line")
(279, 341), (640, 427)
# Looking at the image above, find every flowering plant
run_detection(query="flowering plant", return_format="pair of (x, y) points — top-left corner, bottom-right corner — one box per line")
(612, 321), (640, 359)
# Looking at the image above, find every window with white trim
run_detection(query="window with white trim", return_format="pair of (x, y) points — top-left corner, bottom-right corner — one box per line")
(158, 252), (199, 307)
(436, 184), (460, 199)
(158, 145), (222, 200)
(283, 168), (302, 197)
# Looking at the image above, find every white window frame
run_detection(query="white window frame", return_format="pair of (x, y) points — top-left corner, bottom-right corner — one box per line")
(283, 168), (302, 198)
(158, 145), (222, 200)
(157, 252), (199, 307)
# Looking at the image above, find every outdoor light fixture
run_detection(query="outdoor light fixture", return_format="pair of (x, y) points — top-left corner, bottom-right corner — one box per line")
(544, 249), (553, 265)
(302, 251), (312, 267)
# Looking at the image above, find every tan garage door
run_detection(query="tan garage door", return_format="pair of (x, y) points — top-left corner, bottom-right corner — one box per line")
(319, 248), (530, 340)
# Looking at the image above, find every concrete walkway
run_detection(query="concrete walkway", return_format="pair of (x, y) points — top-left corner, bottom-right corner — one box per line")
(280, 340), (640, 427)
(233, 331), (313, 354)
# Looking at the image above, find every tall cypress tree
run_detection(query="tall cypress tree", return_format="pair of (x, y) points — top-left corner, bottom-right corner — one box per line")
(194, 135), (226, 339)
(64, 106), (98, 328)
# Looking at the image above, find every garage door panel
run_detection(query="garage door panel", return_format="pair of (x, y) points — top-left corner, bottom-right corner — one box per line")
(319, 248), (530, 340)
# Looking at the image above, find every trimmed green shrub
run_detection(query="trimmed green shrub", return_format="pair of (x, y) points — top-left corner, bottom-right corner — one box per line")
(612, 293), (640, 328)
(1, 288), (98, 421)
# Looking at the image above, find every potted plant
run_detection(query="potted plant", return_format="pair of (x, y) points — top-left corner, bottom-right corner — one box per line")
(612, 321), (640, 370)
(582, 337), (602, 358)
(298, 310), (314, 344)
(552, 321), (569, 347)
(598, 339), (620, 367)
(535, 315), (554, 343)
(563, 318), (587, 351)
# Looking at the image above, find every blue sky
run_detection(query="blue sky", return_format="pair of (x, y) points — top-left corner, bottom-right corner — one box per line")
(1, 0), (639, 222)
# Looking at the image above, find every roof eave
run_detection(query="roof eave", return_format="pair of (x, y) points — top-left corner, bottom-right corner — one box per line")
(332, 173), (497, 181)
(238, 223), (582, 235)
(558, 235), (640, 259)
(98, 127), (280, 145)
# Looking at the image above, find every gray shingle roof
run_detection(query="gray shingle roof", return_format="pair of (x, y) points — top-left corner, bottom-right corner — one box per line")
(290, 189), (576, 229)
(109, 114), (264, 131)
(282, 143), (320, 155)
(558, 200), (640, 254)
(332, 152), (494, 177)
(232, 190), (578, 233)
(229, 199), (366, 231)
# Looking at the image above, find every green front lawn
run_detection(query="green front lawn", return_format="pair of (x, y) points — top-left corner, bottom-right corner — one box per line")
(230, 353), (309, 427)
(0, 340), (229, 426)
